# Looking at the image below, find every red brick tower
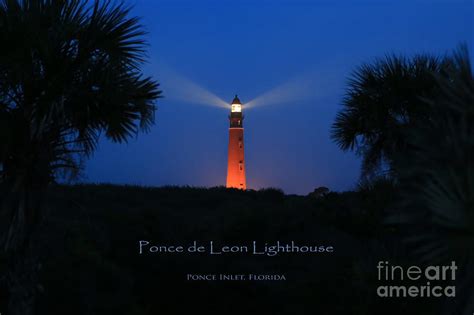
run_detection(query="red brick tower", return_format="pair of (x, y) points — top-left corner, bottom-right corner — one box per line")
(226, 95), (246, 189)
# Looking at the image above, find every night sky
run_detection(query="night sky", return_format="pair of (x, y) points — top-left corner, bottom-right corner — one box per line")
(84, 0), (473, 194)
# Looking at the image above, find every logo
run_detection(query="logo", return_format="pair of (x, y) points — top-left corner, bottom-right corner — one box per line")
(376, 261), (457, 298)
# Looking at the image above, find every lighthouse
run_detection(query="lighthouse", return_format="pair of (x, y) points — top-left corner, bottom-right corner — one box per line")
(226, 95), (246, 189)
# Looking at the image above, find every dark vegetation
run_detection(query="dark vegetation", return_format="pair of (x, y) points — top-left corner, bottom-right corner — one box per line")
(0, 184), (441, 314)
(0, 1), (159, 314)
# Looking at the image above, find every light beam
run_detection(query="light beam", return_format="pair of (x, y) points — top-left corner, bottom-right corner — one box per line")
(245, 68), (339, 110)
(155, 64), (228, 109)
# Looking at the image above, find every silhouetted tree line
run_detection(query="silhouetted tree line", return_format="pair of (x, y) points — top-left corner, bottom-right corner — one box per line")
(1, 184), (440, 315)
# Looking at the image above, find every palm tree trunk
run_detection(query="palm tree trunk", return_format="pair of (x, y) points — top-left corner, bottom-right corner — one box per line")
(1, 178), (45, 315)
(6, 248), (39, 315)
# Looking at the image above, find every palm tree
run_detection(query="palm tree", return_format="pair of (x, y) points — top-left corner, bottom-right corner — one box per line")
(331, 53), (449, 177)
(391, 45), (474, 314)
(0, 1), (160, 314)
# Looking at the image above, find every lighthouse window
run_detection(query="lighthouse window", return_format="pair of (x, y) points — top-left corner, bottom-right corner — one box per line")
(239, 161), (243, 171)
(231, 104), (242, 112)
(239, 141), (242, 148)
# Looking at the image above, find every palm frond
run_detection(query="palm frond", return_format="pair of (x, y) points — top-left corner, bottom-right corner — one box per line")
(332, 52), (451, 177)
(0, 0), (161, 183)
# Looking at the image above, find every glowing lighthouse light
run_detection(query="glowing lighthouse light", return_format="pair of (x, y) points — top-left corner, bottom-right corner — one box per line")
(231, 103), (242, 112)
(226, 95), (246, 190)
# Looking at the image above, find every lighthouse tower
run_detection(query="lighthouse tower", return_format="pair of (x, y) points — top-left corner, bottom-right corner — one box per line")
(226, 95), (246, 189)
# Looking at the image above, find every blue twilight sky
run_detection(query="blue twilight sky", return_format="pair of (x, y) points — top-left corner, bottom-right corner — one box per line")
(84, 0), (473, 195)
